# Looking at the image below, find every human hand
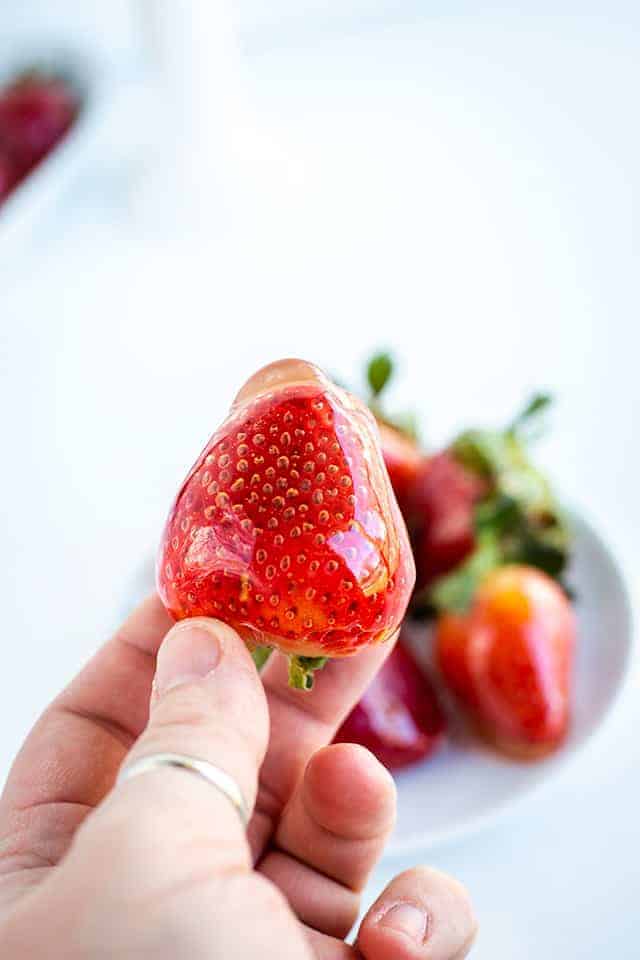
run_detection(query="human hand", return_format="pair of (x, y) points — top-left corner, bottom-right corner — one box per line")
(0, 595), (476, 958)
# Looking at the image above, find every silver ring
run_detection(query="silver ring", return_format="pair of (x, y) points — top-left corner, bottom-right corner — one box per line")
(117, 753), (249, 827)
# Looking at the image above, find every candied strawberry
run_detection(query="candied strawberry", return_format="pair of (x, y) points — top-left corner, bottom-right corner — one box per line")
(412, 452), (484, 589)
(377, 422), (423, 518)
(334, 635), (445, 769)
(436, 565), (575, 758)
(157, 359), (415, 688)
(0, 74), (78, 177)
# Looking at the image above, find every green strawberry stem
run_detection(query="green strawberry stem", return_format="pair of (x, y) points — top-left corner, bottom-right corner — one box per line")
(251, 646), (272, 671)
(288, 655), (329, 691)
(427, 531), (502, 615)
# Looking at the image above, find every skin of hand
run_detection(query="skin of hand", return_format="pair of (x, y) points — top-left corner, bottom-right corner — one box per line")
(0, 595), (477, 959)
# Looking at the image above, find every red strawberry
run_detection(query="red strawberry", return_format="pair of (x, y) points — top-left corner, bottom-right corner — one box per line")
(436, 565), (575, 758)
(0, 150), (17, 203)
(377, 422), (423, 518)
(157, 359), (415, 688)
(334, 634), (445, 769)
(0, 74), (78, 178)
(412, 452), (484, 589)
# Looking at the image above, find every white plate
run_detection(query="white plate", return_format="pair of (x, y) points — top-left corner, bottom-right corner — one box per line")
(387, 510), (635, 856)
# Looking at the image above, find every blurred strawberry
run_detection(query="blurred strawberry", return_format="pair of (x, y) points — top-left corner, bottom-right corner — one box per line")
(334, 634), (445, 769)
(0, 73), (78, 178)
(411, 452), (485, 590)
(378, 421), (422, 516)
(436, 565), (575, 758)
(0, 150), (17, 203)
(157, 359), (415, 689)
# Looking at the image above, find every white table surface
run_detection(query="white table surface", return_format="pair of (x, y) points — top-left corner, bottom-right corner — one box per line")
(1, 9), (639, 958)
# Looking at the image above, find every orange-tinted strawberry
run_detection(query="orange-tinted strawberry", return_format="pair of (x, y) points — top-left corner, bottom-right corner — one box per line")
(157, 360), (415, 688)
(436, 565), (575, 758)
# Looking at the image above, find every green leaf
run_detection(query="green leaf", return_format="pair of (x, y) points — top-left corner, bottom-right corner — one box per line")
(367, 352), (394, 398)
(474, 493), (522, 533)
(451, 429), (507, 478)
(508, 508), (572, 577)
(251, 646), (272, 671)
(428, 532), (502, 615)
(288, 655), (328, 690)
(507, 391), (553, 436)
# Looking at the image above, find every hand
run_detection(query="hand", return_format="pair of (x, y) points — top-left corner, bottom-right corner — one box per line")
(0, 595), (476, 958)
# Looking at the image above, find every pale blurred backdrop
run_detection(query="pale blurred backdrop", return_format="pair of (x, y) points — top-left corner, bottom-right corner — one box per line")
(1, 3), (639, 957)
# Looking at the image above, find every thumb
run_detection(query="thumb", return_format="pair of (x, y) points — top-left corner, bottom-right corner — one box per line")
(109, 617), (270, 870)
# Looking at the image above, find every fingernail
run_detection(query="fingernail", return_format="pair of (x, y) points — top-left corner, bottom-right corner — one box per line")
(154, 619), (223, 698)
(378, 902), (428, 944)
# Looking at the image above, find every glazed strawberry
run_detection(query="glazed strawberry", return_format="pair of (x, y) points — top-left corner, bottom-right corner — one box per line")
(0, 74), (78, 178)
(334, 634), (445, 769)
(377, 422), (423, 518)
(412, 452), (484, 589)
(436, 565), (575, 758)
(157, 359), (415, 688)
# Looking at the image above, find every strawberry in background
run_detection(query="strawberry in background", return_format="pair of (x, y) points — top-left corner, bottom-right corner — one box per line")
(363, 352), (485, 591)
(334, 632), (446, 770)
(412, 392), (572, 613)
(0, 72), (78, 190)
(0, 149), (17, 202)
(410, 452), (485, 589)
(435, 565), (575, 757)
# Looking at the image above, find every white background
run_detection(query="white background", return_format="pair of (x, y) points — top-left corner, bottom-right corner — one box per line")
(1, 3), (639, 957)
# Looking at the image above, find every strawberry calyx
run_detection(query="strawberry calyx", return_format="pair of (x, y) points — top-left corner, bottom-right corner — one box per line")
(288, 655), (329, 690)
(251, 646), (272, 671)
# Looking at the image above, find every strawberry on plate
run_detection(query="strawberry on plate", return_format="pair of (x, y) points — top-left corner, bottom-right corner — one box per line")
(334, 632), (446, 770)
(411, 451), (485, 590)
(378, 421), (423, 517)
(435, 565), (575, 758)
(157, 359), (415, 689)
